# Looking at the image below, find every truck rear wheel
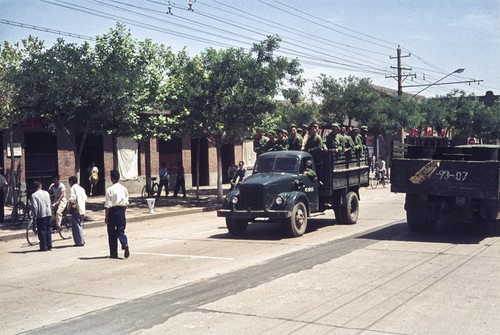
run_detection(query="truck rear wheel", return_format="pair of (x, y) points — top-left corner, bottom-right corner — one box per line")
(406, 211), (436, 233)
(226, 218), (248, 236)
(287, 202), (307, 237)
(340, 192), (359, 225)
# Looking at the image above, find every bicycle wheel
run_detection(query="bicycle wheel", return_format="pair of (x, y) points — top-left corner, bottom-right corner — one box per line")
(26, 219), (39, 246)
(370, 178), (378, 189)
(58, 215), (72, 240)
(151, 183), (159, 198)
(141, 185), (148, 204)
(25, 198), (33, 220)
(11, 202), (27, 225)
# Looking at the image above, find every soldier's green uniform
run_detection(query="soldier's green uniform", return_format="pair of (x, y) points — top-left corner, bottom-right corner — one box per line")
(273, 138), (289, 151)
(304, 134), (323, 155)
(288, 133), (303, 151)
(253, 128), (269, 157)
(351, 128), (364, 152)
(261, 131), (276, 153)
(343, 133), (355, 153)
(324, 124), (343, 152)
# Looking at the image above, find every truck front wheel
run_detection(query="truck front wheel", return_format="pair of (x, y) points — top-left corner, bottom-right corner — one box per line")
(287, 202), (308, 237)
(406, 211), (436, 233)
(226, 218), (248, 236)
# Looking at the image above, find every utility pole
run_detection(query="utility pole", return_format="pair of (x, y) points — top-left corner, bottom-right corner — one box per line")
(388, 46), (415, 96)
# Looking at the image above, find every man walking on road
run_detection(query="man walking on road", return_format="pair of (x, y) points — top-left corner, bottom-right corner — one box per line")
(67, 176), (87, 247)
(104, 170), (130, 259)
(31, 181), (52, 251)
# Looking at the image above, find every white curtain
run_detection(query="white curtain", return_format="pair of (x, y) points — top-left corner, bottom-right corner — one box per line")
(117, 137), (138, 180)
(242, 140), (256, 170)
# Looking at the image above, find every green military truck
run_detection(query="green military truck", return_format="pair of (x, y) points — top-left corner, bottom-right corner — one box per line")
(391, 143), (500, 234)
(217, 150), (369, 237)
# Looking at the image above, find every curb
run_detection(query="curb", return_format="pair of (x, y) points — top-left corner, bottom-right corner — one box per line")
(0, 206), (219, 243)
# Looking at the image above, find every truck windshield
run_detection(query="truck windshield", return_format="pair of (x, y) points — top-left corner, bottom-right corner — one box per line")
(254, 157), (299, 174)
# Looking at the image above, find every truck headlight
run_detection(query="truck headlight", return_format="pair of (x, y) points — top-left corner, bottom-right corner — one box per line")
(275, 196), (284, 206)
(455, 196), (466, 206)
(231, 196), (238, 205)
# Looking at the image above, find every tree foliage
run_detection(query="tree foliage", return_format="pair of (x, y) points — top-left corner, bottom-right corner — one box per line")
(171, 36), (304, 201)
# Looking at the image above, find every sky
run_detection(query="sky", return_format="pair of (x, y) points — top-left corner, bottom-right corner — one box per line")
(1, 0), (499, 98)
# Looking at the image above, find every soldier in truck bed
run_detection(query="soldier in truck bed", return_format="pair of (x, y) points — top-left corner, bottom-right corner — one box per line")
(324, 123), (343, 154)
(303, 123), (323, 160)
(253, 127), (269, 157)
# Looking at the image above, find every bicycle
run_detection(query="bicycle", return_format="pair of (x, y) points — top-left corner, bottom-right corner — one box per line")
(141, 177), (159, 204)
(26, 209), (72, 246)
(11, 188), (32, 225)
(370, 171), (387, 189)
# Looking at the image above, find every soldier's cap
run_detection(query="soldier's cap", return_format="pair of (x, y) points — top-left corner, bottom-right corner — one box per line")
(266, 130), (276, 137)
(276, 129), (284, 134)
(301, 124), (308, 129)
(360, 125), (368, 131)
(289, 123), (297, 129)
(308, 122), (318, 129)
(352, 127), (360, 133)
(255, 127), (264, 132)
(331, 123), (340, 130)
(281, 129), (288, 135)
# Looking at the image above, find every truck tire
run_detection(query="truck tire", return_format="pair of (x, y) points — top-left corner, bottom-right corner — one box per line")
(406, 211), (436, 233)
(340, 192), (359, 225)
(226, 218), (248, 236)
(287, 202), (307, 237)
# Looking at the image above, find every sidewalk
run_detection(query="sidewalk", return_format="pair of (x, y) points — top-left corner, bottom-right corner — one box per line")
(0, 185), (223, 242)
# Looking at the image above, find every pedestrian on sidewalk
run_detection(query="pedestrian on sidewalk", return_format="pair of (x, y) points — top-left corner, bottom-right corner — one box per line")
(31, 181), (52, 251)
(104, 170), (130, 259)
(158, 162), (169, 197)
(174, 162), (186, 198)
(67, 176), (87, 247)
(48, 174), (67, 229)
(0, 168), (7, 223)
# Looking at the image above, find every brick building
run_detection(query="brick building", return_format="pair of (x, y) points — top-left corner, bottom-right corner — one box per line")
(1, 121), (251, 198)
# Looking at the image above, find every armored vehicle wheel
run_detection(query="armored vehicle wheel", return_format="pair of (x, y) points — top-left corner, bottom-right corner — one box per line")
(226, 218), (248, 236)
(340, 192), (359, 225)
(287, 202), (307, 237)
(406, 211), (436, 233)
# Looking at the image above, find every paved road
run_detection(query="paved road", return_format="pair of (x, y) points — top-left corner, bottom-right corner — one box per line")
(2, 187), (500, 334)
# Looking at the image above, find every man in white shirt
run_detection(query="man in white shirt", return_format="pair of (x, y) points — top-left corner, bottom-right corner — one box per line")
(68, 176), (87, 246)
(48, 174), (67, 229)
(31, 181), (52, 251)
(104, 170), (130, 259)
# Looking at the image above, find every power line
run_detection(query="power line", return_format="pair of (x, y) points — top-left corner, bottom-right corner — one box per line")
(0, 18), (95, 41)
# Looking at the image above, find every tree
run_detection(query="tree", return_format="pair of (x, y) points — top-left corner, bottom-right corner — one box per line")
(0, 37), (44, 202)
(312, 75), (379, 125)
(10, 24), (179, 178)
(172, 36), (303, 202)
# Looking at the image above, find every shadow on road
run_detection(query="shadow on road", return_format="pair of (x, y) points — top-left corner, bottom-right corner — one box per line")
(358, 220), (492, 245)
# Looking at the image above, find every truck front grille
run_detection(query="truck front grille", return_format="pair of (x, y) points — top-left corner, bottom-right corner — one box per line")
(239, 184), (264, 210)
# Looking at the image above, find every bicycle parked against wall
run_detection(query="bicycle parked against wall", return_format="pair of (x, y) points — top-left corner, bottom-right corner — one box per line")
(10, 188), (32, 225)
(141, 177), (159, 204)
(26, 208), (72, 246)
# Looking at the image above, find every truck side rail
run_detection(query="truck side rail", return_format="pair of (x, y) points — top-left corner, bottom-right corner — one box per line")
(316, 150), (370, 196)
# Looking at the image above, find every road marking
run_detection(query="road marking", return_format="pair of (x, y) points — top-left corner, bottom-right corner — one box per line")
(131, 252), (234, 260)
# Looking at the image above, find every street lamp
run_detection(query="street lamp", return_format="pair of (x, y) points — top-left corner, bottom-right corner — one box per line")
(410, 67), (465, 100)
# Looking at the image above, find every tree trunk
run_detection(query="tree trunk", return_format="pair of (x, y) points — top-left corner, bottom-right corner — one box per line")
(216, 140), (223, 203)
(145, 139), (151, 193)
(7, 129), (15, 205)
(195, 136), (201, 200)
